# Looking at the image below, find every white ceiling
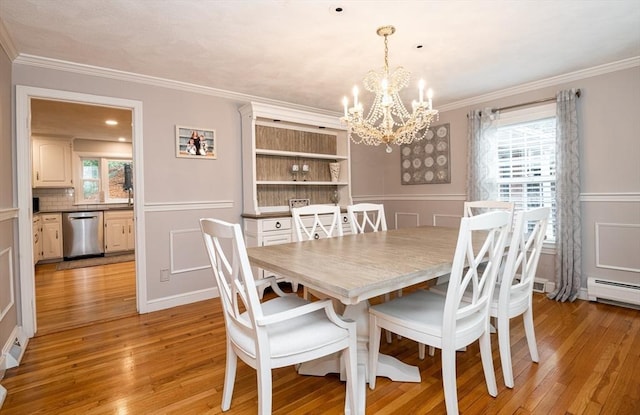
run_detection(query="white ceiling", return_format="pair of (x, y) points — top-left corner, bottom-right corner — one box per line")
(1, 0), (639, 132)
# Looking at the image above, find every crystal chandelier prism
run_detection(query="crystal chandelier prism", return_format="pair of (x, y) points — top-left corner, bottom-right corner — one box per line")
(340, 25), (438, 153)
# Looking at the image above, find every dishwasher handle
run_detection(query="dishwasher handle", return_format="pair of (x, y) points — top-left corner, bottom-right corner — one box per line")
(69, 216), (99, 220)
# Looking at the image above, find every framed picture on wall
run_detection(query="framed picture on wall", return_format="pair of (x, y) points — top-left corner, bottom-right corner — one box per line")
(400, 123), (450, 184)
(175, 125), (217, 159)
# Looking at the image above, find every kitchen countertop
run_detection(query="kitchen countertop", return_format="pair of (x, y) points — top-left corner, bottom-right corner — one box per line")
(37, 206), (134, 214)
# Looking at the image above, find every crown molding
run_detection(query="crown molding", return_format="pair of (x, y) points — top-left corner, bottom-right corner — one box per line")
(0, 18), (17, 60)
(437, 56), (640, 112)
(13, 54), (339, 117)
(12, 53), (639, 116)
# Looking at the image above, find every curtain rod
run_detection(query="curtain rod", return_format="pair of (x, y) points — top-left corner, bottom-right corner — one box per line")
(491, 88), (581, 114)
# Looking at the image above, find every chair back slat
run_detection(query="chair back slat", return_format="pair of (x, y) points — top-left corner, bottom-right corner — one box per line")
(347, 203), (387, 233)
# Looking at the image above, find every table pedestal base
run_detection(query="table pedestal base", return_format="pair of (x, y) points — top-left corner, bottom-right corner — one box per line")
(297, 300), (420, 414)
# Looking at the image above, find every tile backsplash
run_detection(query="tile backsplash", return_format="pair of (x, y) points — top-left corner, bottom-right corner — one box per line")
(33, 188), (130, 211)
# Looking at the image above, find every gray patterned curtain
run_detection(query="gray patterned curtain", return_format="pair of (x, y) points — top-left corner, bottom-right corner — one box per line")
(466, 109), (498, 201)
(548, 88), (581, 302)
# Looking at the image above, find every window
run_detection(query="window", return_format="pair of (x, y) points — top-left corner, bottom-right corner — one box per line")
(80, 158), (100, 202)
(496, 103), (556, 242)
(78, 157), (132, 204)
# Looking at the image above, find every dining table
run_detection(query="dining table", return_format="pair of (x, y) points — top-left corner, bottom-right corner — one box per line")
(246, 225), (468, 414)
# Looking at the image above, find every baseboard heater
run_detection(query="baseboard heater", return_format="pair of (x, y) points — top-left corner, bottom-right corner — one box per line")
(587, 277), (640, 306)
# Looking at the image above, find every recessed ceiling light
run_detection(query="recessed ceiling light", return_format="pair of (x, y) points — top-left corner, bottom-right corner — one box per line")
(105, 120), (118, 125)
(330, 5), (344, 15)
(118, 137), (126, 142)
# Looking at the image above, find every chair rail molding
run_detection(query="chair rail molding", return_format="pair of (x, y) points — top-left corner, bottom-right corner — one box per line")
(354, 193), (466, 202)
(0, 208), (18, 223)
(580, 192), (640, 202)
(144, 200), (234, 212)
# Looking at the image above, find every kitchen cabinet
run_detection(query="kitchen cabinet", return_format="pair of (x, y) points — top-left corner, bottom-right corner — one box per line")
(32, 138), (73, 188)
(40, 213), (63, 260)
(104, 210), (135, 253)
(33, 215), (42, 265)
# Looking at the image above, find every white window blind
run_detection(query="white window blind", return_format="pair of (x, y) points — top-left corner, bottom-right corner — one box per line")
(496, 104), (556, 242)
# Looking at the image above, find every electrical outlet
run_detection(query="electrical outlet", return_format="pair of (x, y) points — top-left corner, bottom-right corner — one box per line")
(160, 269), (170, 282)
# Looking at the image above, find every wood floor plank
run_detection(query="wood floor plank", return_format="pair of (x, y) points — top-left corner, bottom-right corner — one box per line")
(2, 262), (639, 414)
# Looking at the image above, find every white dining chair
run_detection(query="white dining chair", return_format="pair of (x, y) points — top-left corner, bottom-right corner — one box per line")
(426, 200), (514, 357)
(492, 207), (549, 387)
(292, 204), (343, 300)
(292, 204), (343, 241)
(347, 203), (387, 234)
(200, 218), (357, 414)
(368, 211), (511, 415)
(428, 207), (549, 388)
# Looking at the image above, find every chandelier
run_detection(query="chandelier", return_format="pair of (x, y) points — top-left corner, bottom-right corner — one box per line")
(340, 25), (438, 153)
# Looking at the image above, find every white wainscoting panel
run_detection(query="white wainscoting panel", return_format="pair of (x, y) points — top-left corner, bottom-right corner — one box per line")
(595, 223), (640, 273)
(0, 248), (13, 321)
(169, 228), (211, 275)
(433, 214), (462, 228)
(395, 212), (420, 229)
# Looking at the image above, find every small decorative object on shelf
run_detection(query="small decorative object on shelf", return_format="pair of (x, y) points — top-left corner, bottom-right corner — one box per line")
(329, 162), (341, 182)
(291, 164), (299, 181)
(289, 198), (310, 211)
(302, 164), (309, 181)
(330, 190), (340, 205)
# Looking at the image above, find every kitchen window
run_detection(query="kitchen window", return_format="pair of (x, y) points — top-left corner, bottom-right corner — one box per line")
(496, 103), (556, 242)
(78, 157), (133, 204)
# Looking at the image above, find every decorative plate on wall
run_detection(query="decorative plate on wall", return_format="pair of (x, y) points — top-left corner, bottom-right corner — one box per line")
(400, 123), (451, 185)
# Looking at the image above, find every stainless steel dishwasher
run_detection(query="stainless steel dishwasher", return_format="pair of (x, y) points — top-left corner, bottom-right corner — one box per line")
(62, 211), (104, 259)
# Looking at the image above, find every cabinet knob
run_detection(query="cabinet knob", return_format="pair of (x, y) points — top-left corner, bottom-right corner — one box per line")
(314, 233), (319, 239)
(275, 221), (281, 229)
(343, 216), (348, 223)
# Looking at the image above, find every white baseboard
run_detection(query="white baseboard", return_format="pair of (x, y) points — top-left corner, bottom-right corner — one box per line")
(144, 287), (219, 313)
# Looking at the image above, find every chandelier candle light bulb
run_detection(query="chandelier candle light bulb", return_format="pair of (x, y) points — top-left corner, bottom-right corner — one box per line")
(339, 25), (438, 152)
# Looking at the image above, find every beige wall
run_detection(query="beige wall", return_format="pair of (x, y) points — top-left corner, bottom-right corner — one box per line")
(13, 64), (244, 309)
(0, 42), (19, 369)
(350, 66), (640, 289)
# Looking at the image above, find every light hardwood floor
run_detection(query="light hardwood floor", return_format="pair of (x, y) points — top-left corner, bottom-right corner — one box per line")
(34, 261), (138, 336)
(1, 263), (639, 414)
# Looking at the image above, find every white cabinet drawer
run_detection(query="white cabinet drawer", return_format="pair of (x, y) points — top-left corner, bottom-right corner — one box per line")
(262, 218), (291, 232)
(244, 217), (291, 235)
(263, 233), (292, 246)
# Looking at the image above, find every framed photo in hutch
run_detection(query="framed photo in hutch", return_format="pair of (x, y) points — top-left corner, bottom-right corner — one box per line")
(175, 125), (217, 159)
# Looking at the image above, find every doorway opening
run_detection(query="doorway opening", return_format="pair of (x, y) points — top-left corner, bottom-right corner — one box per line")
(16, 86), (146, 338)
